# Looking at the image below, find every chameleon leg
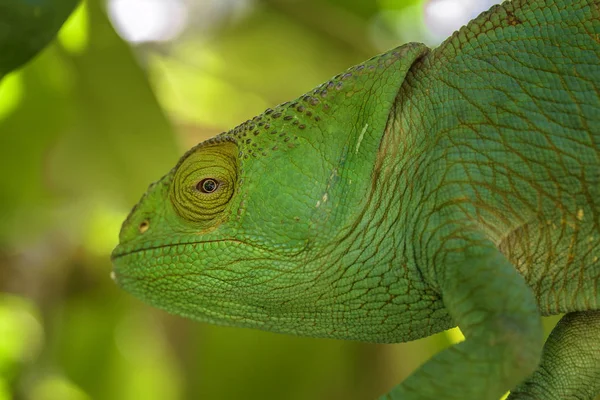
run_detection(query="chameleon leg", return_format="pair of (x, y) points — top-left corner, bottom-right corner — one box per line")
(508, 311), (600, 400)
(382, 238), (544, 400)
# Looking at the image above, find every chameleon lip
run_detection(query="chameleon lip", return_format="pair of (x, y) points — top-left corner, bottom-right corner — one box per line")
(111, 240), (212, 260)
(110, 242), (177, 261)
(111, 238), (268, 261)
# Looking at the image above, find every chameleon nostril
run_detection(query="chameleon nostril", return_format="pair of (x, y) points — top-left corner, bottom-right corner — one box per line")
(139, 220), (150, 234)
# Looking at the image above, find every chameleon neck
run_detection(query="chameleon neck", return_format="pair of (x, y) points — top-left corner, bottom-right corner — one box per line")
(301, 69), (454, 342)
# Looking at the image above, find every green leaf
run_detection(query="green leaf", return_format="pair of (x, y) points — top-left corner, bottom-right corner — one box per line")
(0, 0), (80, 78)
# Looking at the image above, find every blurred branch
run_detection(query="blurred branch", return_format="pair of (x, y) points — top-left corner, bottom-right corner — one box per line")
(262, 0), (375, 57)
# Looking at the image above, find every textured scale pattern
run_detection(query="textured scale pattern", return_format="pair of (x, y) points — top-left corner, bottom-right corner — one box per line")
(112, 1), (600, 399)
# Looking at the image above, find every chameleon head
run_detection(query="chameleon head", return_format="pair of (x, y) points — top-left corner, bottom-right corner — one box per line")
(111, 43), (431, 341)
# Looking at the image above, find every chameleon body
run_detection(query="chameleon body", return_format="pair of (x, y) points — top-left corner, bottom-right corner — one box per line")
(112, 0), (600, 398)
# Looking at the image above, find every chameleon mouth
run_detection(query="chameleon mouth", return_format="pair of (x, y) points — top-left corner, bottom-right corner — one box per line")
(110, 241), (182, 261)
(110, 239), (282, 263)
(110, 238), (235, 260)
(111, 237), (291, 261)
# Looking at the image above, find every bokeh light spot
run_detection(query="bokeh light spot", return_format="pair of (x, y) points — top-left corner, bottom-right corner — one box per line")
(444, 326), (465, 344)
(0, 72), (24, 122)
(425, 0), (500, 40)
(30, 376), (91, 400)
(0, 295), (43, 370)
(107, 0), (188, 43)
(83, 205), (128, 256)
(57, 1), (89, 54)
(114, 312), (182, 400)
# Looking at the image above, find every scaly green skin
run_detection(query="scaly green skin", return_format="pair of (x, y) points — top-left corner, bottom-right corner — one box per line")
(112, 0), (600, 398)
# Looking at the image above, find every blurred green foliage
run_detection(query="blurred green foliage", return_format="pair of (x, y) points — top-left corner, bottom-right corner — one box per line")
(0, 0), (561, 399)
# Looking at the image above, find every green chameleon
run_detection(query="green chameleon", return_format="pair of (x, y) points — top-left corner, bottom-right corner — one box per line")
(112, 0), (600, 398)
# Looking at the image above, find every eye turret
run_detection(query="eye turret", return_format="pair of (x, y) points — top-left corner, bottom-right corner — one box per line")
(170, 142), (238, 224)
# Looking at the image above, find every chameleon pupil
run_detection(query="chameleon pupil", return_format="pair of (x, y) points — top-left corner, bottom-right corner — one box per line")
(199, 179), (218, 193)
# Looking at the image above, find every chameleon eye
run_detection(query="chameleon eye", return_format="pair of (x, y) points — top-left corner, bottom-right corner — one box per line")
(197, 178), (219, 193)
(171, 142), (238, 224)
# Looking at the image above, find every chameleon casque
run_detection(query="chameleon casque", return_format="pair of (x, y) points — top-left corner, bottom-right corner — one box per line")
(111, 0), (600, 399)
